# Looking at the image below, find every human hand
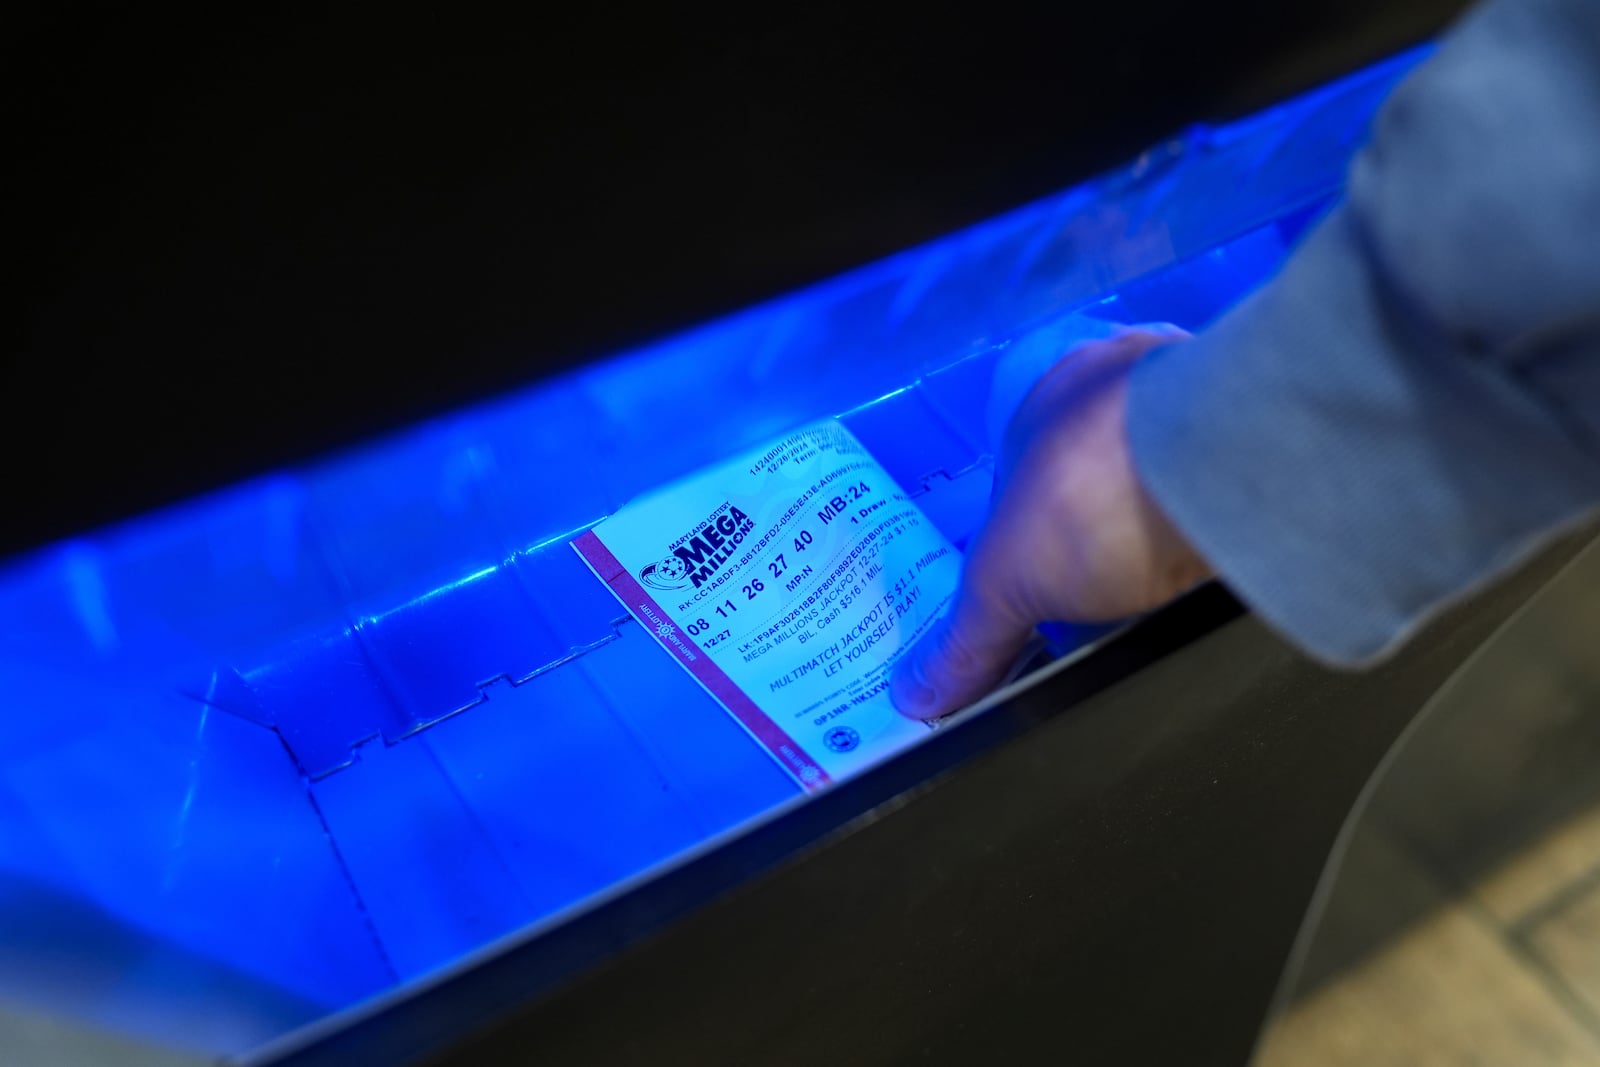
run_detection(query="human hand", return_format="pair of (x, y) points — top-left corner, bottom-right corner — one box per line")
(890, 326), (1213, 720)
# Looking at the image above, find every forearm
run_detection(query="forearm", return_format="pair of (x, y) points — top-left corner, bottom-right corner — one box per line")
(1124, 0), (1600, 663)
(1127, 204), (1599, 663)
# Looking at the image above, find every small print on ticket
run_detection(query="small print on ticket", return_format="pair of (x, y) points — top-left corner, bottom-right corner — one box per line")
(572, 420), (962, 791)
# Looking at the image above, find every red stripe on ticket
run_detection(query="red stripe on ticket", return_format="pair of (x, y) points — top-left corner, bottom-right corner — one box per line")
(573, 529), (832, 791)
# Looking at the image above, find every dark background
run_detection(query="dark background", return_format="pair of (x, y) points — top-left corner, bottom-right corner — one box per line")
(8, 1), (1465, 556)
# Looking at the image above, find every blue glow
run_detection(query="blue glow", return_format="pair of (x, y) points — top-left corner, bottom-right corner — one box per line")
(0, 47), (1428, 1056)
(61, 546), (119, 655)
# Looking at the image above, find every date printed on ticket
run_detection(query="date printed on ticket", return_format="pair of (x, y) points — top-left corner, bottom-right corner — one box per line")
(572, 420), (962, 790)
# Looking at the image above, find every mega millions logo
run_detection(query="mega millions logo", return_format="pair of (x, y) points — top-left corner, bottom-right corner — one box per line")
(638, 502), (755, 592)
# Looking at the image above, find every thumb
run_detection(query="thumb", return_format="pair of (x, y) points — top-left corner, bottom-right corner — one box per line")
(890, 574), (1034, 720)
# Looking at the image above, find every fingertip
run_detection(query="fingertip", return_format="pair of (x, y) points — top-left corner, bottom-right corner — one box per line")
(890, 647), (943, 720)
(1135, 320), (1189, 339)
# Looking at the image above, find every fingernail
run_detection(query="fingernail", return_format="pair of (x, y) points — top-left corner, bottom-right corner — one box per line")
(890, 661), (938, 717)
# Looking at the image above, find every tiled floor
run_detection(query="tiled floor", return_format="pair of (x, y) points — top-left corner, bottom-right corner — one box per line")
(1256, 538), (1600, 1066)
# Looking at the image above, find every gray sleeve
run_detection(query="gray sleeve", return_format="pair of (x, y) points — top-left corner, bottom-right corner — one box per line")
(1124, 0), (1600, 665)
